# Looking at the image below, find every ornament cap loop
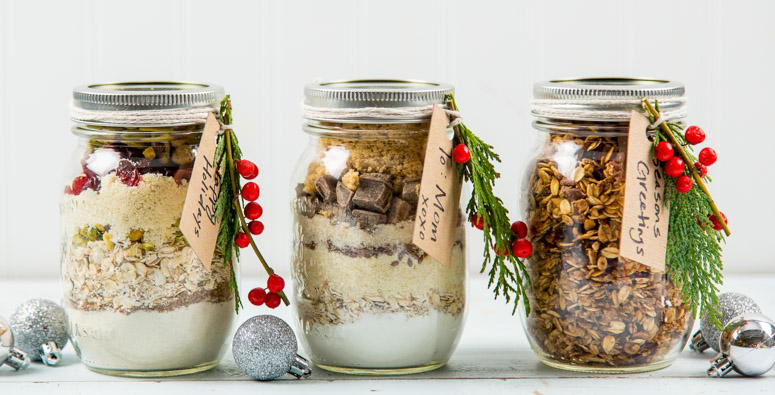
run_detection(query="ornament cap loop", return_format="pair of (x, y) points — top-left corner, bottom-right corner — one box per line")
(288, 354), (311, 379)
(40, 341), (62, 366)
(708, 353), (734, 377)
(690, 330), (710, 353)
(4, 348), (30, 371)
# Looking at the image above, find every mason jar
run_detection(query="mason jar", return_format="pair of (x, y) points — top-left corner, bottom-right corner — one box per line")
(291, 80), (467, 375)
(61, 82), (236, 377)
(521, 78), (694, 373)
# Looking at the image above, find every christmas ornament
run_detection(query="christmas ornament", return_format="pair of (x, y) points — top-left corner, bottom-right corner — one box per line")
(0, 315), (30, 371)
(214, 96), (288, 312)
(9, 299), (68, 366)
(708, 313), (775, 377)
(449, 94), (531, 314)
(232, 315), (311, 381)
(643, 99), (729, 325)
(690, 292), (761, 353)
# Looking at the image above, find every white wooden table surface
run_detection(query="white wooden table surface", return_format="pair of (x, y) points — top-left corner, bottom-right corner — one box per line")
(1, 275), (773, 394)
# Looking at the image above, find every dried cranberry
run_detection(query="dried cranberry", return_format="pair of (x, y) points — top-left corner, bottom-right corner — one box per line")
(71, 175), (89, 195)
(116, 160), (141, 187)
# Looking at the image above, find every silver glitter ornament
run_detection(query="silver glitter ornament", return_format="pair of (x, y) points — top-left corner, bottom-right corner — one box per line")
(690, 292), (761, 353)
(0, 315), (30, 371)
(9, 299), (69, 366)
(708, 313), (775, 377)
(232, 315), (311, 381)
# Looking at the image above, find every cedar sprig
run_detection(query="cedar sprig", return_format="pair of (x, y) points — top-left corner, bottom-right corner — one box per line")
(446, 94), (532, 315)
(643, 99), (725, 327)
(214, 95), (289, 313)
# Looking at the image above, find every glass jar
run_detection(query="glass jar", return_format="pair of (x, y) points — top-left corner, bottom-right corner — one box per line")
(61, 82), (235, 377)
(291, 80), (467, 375)
(520, 78), (694, 373)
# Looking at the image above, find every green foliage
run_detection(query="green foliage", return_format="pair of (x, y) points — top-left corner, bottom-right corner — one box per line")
(447, 94), (531, 315)
(647, 101), (725, 326)
(214, 95), (244, 313)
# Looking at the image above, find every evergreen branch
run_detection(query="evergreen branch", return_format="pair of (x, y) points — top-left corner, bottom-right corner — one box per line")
(642, 99), (726, 327)
(446, 94), (532, 315)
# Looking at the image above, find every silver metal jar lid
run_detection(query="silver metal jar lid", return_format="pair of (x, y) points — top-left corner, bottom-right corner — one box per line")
(72, 82), (224, 111)
(532, 78), (687, 121)
(303, 79), (454, 122)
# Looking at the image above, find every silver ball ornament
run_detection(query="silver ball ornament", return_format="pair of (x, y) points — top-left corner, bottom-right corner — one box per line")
(0, 315), (30, 371)
(690, 292), (760, 353)
(708, 313), (775, 377)
(10, 299), (69, 366)
(232, 315), (311, 381)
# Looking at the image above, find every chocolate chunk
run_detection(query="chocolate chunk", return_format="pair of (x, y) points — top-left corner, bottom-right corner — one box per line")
(402, 177), (421, 205)
(386, 197), (412, 224)
(353, 179), (392, 213)
(563, 188), (584, 201)
(315, 175), (338, 203)
(295, 183), (308, 197)
(352, 209), (387, 228)
(336, 182), (355, 209)
(360, 173), (393, 186)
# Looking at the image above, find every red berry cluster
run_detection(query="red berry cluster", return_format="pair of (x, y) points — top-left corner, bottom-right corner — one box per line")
(509, 221), (533, 258)
(654, 125), (717, 194)
(469, 213), (533, 259)
(234, 160), (264, 249)
(248, 274), (285, 309)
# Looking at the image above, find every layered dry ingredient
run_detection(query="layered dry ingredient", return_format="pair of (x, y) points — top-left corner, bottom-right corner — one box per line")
(292, 124), (466, 369)
(61, 130), (234, 371)
(523, 130), (693, 369)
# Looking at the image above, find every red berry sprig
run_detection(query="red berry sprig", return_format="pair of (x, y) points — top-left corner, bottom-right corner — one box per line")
(248, 274), (286, 309)
(232, 158), (288, 309)
(644, 99), (729, 236)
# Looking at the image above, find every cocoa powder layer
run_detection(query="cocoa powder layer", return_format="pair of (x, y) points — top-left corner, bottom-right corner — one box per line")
(65, 282), (233, 315)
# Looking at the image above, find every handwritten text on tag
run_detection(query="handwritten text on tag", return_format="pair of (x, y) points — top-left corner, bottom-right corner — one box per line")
(180, 112), (222, 270)
(619, 111), (669, 272)
(412, 105), (462, 267)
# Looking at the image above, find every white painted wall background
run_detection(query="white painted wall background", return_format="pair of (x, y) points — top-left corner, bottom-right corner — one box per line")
(0, 0), (770, 279)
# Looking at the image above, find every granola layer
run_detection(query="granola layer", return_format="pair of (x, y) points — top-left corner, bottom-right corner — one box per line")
(524, 132), (692, 368)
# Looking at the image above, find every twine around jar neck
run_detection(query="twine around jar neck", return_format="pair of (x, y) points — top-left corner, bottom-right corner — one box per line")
(302, 104), (463, 126)
(530, 97), (688, 121)
(70, 102), (216, 126)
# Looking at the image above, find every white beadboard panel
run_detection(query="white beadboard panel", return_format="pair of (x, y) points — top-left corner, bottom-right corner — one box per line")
(0, 0), (771, 278)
